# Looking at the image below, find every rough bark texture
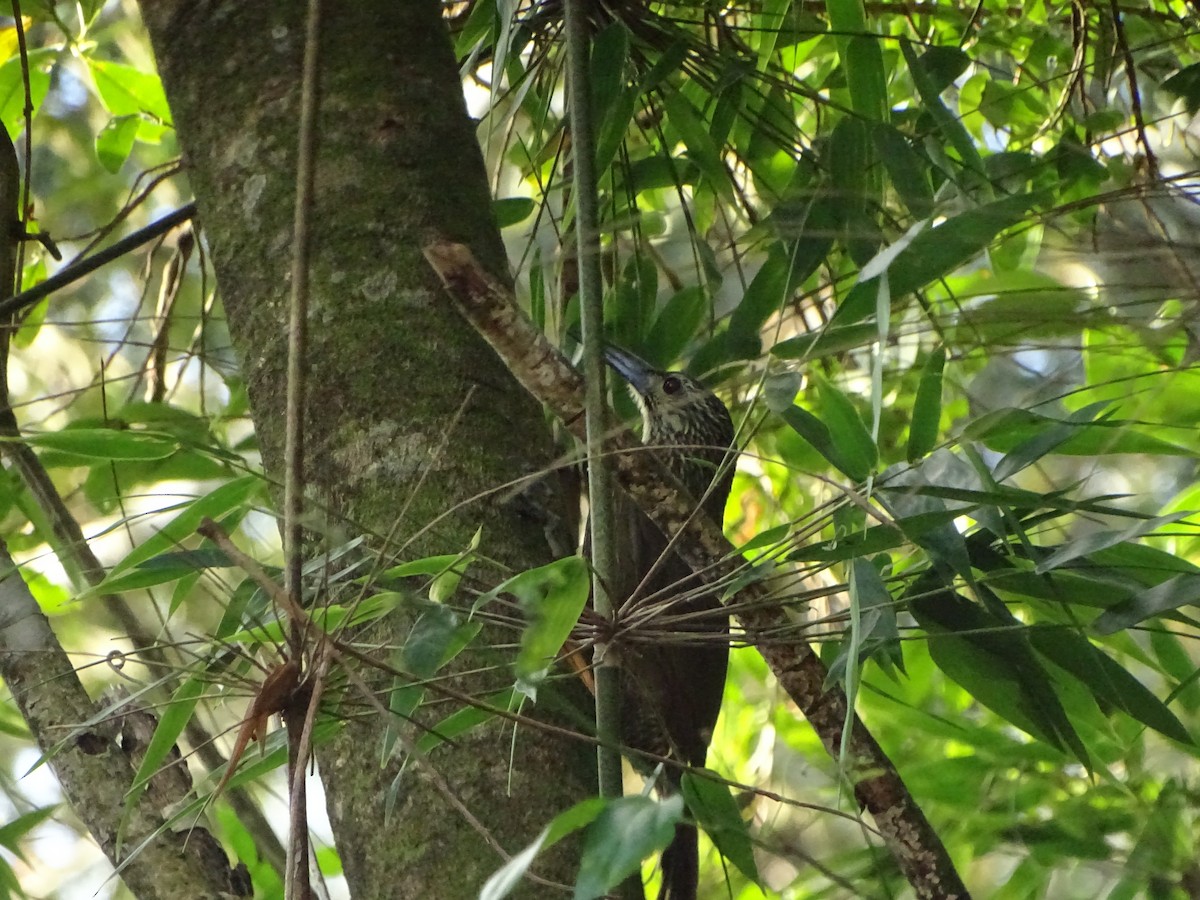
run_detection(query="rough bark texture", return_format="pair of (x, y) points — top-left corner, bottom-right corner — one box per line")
(140, 3), (592, 897)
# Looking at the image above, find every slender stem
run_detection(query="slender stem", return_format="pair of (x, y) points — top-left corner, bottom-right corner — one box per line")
(562, 0), (626, 804)
(283, 0), (322, 896)
(0, 203), (197, 320)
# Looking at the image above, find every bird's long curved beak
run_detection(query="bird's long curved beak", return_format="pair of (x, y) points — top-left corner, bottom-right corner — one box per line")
(602, 344), (656, 395)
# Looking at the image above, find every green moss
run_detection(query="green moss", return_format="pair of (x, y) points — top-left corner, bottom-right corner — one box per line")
(145, 1), (593, 895)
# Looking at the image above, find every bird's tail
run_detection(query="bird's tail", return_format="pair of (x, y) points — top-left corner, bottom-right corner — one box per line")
(658, 820), (699, 900)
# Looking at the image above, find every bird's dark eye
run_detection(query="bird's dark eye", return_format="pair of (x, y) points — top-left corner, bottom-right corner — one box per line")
(662, 375), (682, 395)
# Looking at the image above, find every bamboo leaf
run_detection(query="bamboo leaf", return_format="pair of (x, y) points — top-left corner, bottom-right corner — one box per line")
(18, 428), (178, 461)
(1035, 514), (1193, 575)
(815, 376), (877, 478)
(907, 347), (945, 462)
(660, 89), (731, 199)
(499, 557), (591, 683)
(122, 676), (205, 832)
(106, 475), (264, 578)
(1093, 573), (1200, 635)
(575, 795), (684, 900)
(481, 799), (608, 900)
(900, 39), (986, 186)
(681, 771), (759, 882)
(910, 588), (1089, 763)
(1028, 628), (1192, 744)
(838, 192), (1042, 324)
(826, 0), (886, 120)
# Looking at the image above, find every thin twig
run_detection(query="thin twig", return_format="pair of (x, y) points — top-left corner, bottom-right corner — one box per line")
(282, 2), (323, 892)
(11, 1), (32, 286)
(1109, 0), (1159, 180)
(0, 203), (197, 319)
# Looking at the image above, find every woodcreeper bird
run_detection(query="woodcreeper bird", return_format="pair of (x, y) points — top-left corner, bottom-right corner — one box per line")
(602, 344), (736, 900)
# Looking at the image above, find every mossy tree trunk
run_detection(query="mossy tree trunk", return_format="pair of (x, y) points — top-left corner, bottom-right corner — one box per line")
(141, 3), (592, 896)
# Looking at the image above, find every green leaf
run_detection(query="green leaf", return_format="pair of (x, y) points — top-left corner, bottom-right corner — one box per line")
(900, 38), (987, 187)
(789, 511), (957, 562)
(681, 771), (759, 883)
(383, 553), (465, 579)
(838, 192), (1042, 325)
(12, 284), (46, 349)
(907, 347), (945, 461)
(591, 23), (636, 173)
(661, 89), (730, 199)
(834, 557), (902, 676)
(1035, 513), (1192, 575)
(735, 201), (836, 350)
(917, 46), (971, 94)
(138, 548), (234, 570)
(78, 564), (202, 597)
(830, 116), (880, 265)
(480, 799), (607, 900)
(1163, 63), (1200, 114)
(0, 50), (51, 134)
(432, 528), (479, 603)
(612, 253), (657, 346)
(493, 197), (534, 228)
(770, 322), (877, 361)
(575, 795), (684, 900)
(454, 0), (497, 57)
(1093, 573), (1200, 635)
(729, 243), (791, 353)
(105, 475), (263, 578)
(947, 270), (1093, 345)
(17, 428), (178, 461)
(873, 122), (934, 219)
(910, 587), (1088, 762)
(775, 385), (875, 482)
(646, 286), (707, 367)
(992, 401), (1112, 483)
(1115, 781), (1188, 899)
(89, 59), (172, 122)
(979, 80), (1023, 129)
(590, 23), (629, 122)
(0, 805), (57, 857)
(203, 720), (338, 797)
(96, 115), (141, 172)
(223, 621), (286, 647)
(1050, 132), (1108, 185)
(878, 483), (1141, 520)
(501, 557), (590, 683)
(310, 592), (406, 635)
(738, 522), (791, 555)
(777, 406), (843, 478)
(122, 676), (205, 831)
(1027, 628), (1191, 744)
(814, 376), (877, 479)
(826, 0), (886, 120)
(415, 688), (515, 754)
(966, 407), (1191, 458)
(78, 548), (236, 603)
(1150, 631), (1200, 713)
(401, 603), (481, 678)
(770, 374), (878, 481)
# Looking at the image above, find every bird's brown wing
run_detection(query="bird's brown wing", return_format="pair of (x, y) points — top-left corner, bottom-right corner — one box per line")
(614, 493), (729, 772)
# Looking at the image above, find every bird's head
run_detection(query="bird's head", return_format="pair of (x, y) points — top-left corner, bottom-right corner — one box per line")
(603, 344), (735, 505)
